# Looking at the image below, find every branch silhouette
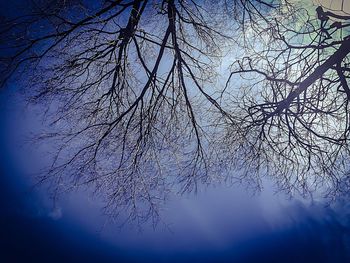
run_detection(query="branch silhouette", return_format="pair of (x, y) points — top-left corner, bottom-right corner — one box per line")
(1, 1), (350, 224)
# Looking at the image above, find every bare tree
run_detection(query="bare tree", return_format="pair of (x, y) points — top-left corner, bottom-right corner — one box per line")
(224, 1), (350, 197)
(1, 0), (349, 224)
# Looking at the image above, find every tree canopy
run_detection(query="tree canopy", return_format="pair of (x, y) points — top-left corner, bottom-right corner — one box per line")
(1, 0), (350, 223)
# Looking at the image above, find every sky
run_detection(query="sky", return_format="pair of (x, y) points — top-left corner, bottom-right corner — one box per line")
(1, 0), (350, 263)
(315, 0), (350, 13)
(1, 83), (350, 262)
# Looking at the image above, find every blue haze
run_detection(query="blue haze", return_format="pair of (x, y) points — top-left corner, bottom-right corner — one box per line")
(1, 85), (350, 263)
(1, 1), (350, 262)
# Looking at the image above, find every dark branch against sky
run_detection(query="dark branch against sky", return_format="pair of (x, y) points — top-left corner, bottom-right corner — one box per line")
(1, 0), (350, 226)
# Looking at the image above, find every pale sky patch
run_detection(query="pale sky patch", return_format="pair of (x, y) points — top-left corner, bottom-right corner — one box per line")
(314, 0), (350, 13)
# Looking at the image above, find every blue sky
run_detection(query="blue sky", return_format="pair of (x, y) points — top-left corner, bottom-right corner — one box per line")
(1, 86), (350, 262)
(1, 1), (350, 262)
